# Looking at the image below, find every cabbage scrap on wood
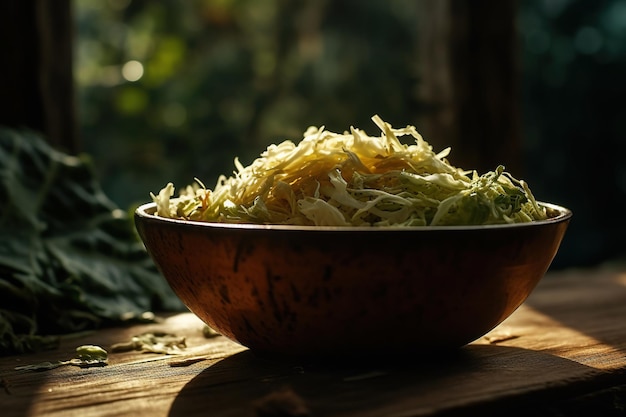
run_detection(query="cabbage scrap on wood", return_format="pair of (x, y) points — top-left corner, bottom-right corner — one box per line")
(0, 128), (184, 356)
(153, 116), (547, 226)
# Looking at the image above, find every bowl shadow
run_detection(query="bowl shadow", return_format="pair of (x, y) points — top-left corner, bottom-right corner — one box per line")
(168, 343), (607, 417)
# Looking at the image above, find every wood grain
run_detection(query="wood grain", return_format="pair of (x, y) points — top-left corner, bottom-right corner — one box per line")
(1, 268), (625, 416)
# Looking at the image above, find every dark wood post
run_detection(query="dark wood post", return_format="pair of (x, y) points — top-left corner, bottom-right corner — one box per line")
(0, 0), (78, 153)
(417, 0), (521, 175)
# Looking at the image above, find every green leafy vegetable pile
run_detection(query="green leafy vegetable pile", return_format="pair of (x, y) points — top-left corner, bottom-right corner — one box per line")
(153, 116), (547, 226)
(0, 128), (183, 356)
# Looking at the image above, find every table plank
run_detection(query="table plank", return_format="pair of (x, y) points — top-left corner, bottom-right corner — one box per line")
(487, 267), (626, 370)
(1, 268), (625, 416)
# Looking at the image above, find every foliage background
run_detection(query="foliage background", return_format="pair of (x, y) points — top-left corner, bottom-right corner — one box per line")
(75, 0), (626, 269)
(75, 0), (422, 204)
(519, 0), (626, 267)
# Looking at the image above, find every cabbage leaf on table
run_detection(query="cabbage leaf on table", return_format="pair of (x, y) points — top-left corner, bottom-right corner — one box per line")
(0, 128), (184, 356)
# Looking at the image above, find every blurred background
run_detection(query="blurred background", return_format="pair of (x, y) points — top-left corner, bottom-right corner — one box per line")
(6, 0), (625, 270)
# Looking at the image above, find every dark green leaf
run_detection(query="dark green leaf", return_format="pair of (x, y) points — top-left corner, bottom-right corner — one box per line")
(0, 128), (184, 356)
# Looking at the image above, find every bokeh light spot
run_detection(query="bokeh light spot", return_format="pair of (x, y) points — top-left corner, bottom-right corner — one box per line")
(574, 26), (603, 55)
(122, 60), (144, 82)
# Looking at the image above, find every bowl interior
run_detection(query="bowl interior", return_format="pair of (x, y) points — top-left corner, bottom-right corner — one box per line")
(135, 201), (571, 231)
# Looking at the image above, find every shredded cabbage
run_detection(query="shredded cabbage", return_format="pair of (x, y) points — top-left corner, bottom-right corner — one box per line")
(150, 115), (547, 226)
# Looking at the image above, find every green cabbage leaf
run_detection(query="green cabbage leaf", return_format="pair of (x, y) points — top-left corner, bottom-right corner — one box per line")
(0, 128), (183, 356)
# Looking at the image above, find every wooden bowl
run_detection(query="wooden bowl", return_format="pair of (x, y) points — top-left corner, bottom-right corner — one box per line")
(135, 202), (571, 357)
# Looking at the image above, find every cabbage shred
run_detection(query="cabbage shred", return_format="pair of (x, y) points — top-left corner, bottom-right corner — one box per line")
(151, 116), (547, 226)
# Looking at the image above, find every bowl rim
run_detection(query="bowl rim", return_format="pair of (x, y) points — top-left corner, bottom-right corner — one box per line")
(135, 201), (572, 232)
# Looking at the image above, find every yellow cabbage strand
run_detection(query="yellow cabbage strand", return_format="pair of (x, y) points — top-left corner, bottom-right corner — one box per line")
(151, 116), (547, 226)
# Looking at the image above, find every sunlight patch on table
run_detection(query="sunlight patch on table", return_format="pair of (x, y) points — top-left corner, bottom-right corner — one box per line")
(478, 304), (624, 371)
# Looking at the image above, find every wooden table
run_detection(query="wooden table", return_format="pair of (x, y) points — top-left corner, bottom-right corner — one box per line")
(2, 267), (626, 416)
